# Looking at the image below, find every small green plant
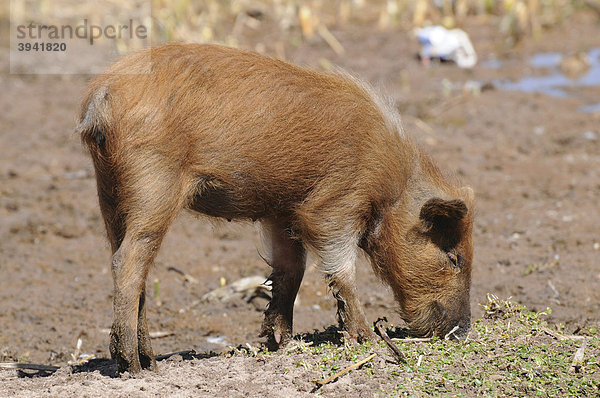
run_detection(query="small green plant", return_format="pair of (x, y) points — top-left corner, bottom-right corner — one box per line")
(215, 297), (598, 396)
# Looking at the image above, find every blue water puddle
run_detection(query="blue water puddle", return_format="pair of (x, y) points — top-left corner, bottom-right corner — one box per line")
(580, 102), (600, 113)
(529, 52), (563, 68)
(490, 48), (600, 113)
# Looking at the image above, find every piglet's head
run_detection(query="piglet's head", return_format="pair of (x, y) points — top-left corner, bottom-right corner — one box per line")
(365, 188), (474, 340)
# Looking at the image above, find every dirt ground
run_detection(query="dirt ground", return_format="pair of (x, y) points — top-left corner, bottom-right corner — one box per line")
(1, 9), (599, 397)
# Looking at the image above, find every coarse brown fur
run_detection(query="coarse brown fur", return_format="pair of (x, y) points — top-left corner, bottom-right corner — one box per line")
(77, 43), (475, 374)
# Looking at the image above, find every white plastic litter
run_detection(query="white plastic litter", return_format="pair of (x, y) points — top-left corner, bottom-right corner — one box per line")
(200, 275), (271, 303)
(416, 25), (477, 69)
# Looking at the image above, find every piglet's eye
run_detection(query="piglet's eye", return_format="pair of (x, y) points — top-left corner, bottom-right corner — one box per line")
(447, 252), (464, 269)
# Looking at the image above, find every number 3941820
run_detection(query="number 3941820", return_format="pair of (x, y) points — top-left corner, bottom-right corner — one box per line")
(17, 42), (67, 51)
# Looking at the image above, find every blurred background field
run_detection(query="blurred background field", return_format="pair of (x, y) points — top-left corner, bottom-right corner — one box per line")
(1, 0), (597, 54)
(2, 0), (597, 73)
(145, 0), (592, 50)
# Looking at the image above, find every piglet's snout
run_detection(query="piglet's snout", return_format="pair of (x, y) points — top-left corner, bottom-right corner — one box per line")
(443, 318), (471, 341)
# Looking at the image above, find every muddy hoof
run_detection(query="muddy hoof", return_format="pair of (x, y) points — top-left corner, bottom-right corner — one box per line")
(110, 328), (142, 374)
(358, 328), (378, 343)
(341, 327), (377, 345)
(111, 351), (142, 375)
(259, 324), (292, 351)
(139, 352), (157, 371)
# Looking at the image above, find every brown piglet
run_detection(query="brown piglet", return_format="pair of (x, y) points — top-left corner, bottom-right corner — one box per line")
(77, 43), (475, 374)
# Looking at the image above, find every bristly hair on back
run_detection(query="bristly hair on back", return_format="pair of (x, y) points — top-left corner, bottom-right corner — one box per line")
(331, 66), (405, 139)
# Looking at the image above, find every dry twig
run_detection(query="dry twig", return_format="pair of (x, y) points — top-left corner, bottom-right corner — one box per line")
(0, 362), (60, 372)
(391, 337), (432, 343)
(374, 318), (406, 363)
(149, 331), (175, 339)
(154, 350), (196, 361)
(315, 353), (377, 386)
(167, 266), (198, 284)
(541, 327), (586, 341)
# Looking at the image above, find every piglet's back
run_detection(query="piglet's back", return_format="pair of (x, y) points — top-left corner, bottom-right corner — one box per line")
(82, 43), (411, 206)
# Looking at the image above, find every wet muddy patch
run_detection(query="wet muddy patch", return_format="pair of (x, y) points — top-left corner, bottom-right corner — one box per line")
(492, 48), (600, 113)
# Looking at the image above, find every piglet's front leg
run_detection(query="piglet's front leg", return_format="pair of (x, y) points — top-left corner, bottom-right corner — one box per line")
(328, 273), (377, 343)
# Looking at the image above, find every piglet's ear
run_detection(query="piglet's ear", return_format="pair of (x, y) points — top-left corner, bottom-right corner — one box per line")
(419, 198), (468, 230)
